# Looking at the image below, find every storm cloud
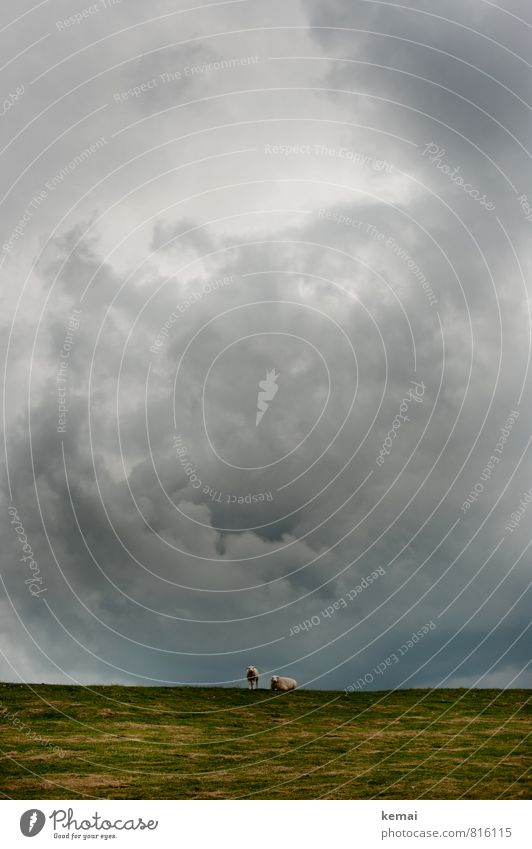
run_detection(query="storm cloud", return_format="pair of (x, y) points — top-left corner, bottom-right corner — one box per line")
(1, 0), (531, 691)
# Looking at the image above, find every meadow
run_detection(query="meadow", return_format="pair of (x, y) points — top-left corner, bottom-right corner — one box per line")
(0, 684), (530, 799)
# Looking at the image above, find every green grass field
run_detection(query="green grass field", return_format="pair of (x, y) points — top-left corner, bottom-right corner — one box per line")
(0, 685), (530, 799)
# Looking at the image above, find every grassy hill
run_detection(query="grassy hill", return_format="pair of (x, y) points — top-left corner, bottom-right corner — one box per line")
(0, 684), (530, 799)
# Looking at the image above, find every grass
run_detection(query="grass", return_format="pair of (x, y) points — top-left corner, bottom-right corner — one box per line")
(0, 684), (530, 799)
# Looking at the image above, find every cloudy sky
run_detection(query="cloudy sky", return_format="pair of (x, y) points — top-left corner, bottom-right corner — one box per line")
(1, 0), (531, 690)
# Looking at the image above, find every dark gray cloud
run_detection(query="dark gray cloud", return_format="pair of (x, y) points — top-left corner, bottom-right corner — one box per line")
(1, 0), (531, 692)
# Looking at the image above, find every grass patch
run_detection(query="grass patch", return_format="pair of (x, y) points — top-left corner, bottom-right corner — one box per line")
(0, 684), (530, 799)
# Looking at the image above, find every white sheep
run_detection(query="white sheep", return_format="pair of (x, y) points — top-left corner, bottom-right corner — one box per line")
(246, 666), (259, 689)
(270, 675), (297, 691)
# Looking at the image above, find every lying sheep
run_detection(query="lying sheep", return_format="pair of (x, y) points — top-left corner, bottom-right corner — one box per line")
(270, 675), (297, 691)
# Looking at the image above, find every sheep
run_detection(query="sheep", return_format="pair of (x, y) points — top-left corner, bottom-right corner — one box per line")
(246, 666), (259, 690)
(270, 675), (297, 691)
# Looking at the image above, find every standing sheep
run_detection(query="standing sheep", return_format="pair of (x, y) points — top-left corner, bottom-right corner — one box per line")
(246, 666), (259, 689)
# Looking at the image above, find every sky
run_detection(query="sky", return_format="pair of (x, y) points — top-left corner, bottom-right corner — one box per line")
(1, 0), (531, 690)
